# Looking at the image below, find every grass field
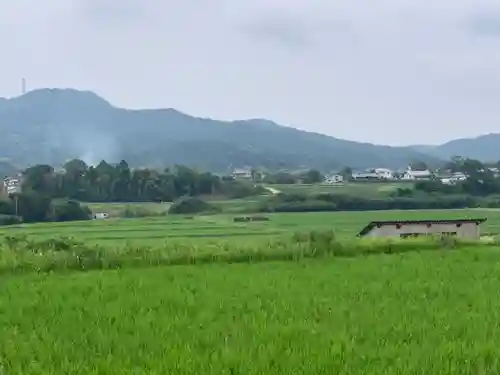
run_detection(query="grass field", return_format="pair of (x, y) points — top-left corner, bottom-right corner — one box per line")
(2, 248), (500, 374)
(0, 208), (498, 247)
(82, 182), (414, 218)
(269, 181), (414, 197)
(86, 202), (171, 217)
(2, 207), (500, 373)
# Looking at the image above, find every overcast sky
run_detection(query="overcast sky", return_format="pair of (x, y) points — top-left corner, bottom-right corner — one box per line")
(2, 0), (500, 145)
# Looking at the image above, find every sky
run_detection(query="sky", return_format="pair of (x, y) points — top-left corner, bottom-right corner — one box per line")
(1, 0), (500, 145)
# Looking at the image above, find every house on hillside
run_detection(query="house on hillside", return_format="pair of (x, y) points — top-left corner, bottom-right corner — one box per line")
(402, 166), (432, 180)
(489, 167), (500, 177)
(232, 167), (253, 180)
(324, 174), (344, 184)
(357, 218), (486, 239)
(352, 171), (381, 181)
(440, 172), (467, 185)
(352, 168), (395, 181)
(373, 168), (394, 180)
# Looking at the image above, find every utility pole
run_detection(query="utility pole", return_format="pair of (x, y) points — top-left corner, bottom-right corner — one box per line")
(14, 194), (19, 217)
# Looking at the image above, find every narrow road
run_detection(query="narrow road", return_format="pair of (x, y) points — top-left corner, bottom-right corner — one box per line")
(264, 186), (281, 195)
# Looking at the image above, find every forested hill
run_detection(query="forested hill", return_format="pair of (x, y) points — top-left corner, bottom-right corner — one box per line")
(0, 88), (440, 171)
(412, 134), (500, 162)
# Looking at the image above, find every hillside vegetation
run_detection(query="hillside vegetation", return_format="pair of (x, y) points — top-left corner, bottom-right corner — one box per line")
(0, 88), (440, 170)
(413, 133), (500, 161)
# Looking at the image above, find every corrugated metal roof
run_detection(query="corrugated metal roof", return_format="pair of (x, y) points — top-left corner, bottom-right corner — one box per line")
(357, 218), (487, 237)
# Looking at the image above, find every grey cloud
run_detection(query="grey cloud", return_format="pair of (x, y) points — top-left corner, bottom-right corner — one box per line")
(238, 13), (312, 48)
(469, 11), (500, 35)
(76, 0), (152, 25)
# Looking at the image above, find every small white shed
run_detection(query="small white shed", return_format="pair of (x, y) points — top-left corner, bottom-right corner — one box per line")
(93, 212), (109, 220)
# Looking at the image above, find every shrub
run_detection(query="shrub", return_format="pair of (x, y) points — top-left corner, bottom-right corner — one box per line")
(168, 197), (219, 215)
(121, 205), (166, 218)
(50, 199), (91, 222)
(0, 214), (21, 226)
(0, 199), (15, 215)
(222, 181), (266, 199)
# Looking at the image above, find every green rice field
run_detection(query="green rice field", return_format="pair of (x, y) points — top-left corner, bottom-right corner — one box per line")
(2, 208), (500, 373)
(0, 208), (497, 246)
(2, 248), (500, 374)
(269, 181), (414, 197)
(87, 202), (171, 216)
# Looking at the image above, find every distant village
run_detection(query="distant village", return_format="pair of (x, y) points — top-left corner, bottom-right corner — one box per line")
(3, 163), (499, 196)
(231, 165), (500, 185)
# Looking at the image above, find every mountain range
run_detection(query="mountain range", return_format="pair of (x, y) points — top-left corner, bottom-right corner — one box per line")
(410, 134), (500, 162)
(0, 88), (498, 173)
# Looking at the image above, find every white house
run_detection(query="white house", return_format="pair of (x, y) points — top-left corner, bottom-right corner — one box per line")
(352, 171), (381, 180)
(440, 178), (454, 185)
(488, 168), (500, 177)
(402, 167), (432, 180)
(441, 172), (467, 185)
(93, 212), (109, 220)
(452, 172), (467, 180)
(352, 168), (395, 181)
(324, 174), (344, 184)
(374, 168), (394, 180)
(232, 167), (252, 180)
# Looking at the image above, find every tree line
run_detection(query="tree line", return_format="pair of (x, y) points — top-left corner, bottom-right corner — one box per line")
(21, 159), (263, 202)
(261, 191), (500, 213)
(0, 159), (264, 224)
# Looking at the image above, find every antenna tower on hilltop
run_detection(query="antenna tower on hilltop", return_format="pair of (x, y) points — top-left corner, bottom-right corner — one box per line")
(21, 78), (26, 94)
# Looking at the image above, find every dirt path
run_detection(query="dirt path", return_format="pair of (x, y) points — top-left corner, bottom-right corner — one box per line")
(264, 186), (281, 195)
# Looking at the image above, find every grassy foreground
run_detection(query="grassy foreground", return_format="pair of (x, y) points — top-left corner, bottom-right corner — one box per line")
(2, 248), (500, 374)
(0, 231), (490, 274)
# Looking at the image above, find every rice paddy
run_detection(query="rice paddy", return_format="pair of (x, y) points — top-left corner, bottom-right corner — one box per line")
(270, 181), (414, 197)
(2, 248), (500, 374)
(1, 207), (500, 373)
(0, 208), (498, 247)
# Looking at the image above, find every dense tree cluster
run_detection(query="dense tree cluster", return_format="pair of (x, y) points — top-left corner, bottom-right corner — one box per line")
(0, 195), (91, 224)
(260, 193), (481, 213)
(415, 157), (500, 196)
(22, 159), (263, 202)
(0, 159), (265, 225)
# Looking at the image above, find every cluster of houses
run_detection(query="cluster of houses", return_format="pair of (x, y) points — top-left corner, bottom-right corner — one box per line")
(326, 166), (437, 184)
(325, 166), (500, 185)
(231, 165), (500, 186)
